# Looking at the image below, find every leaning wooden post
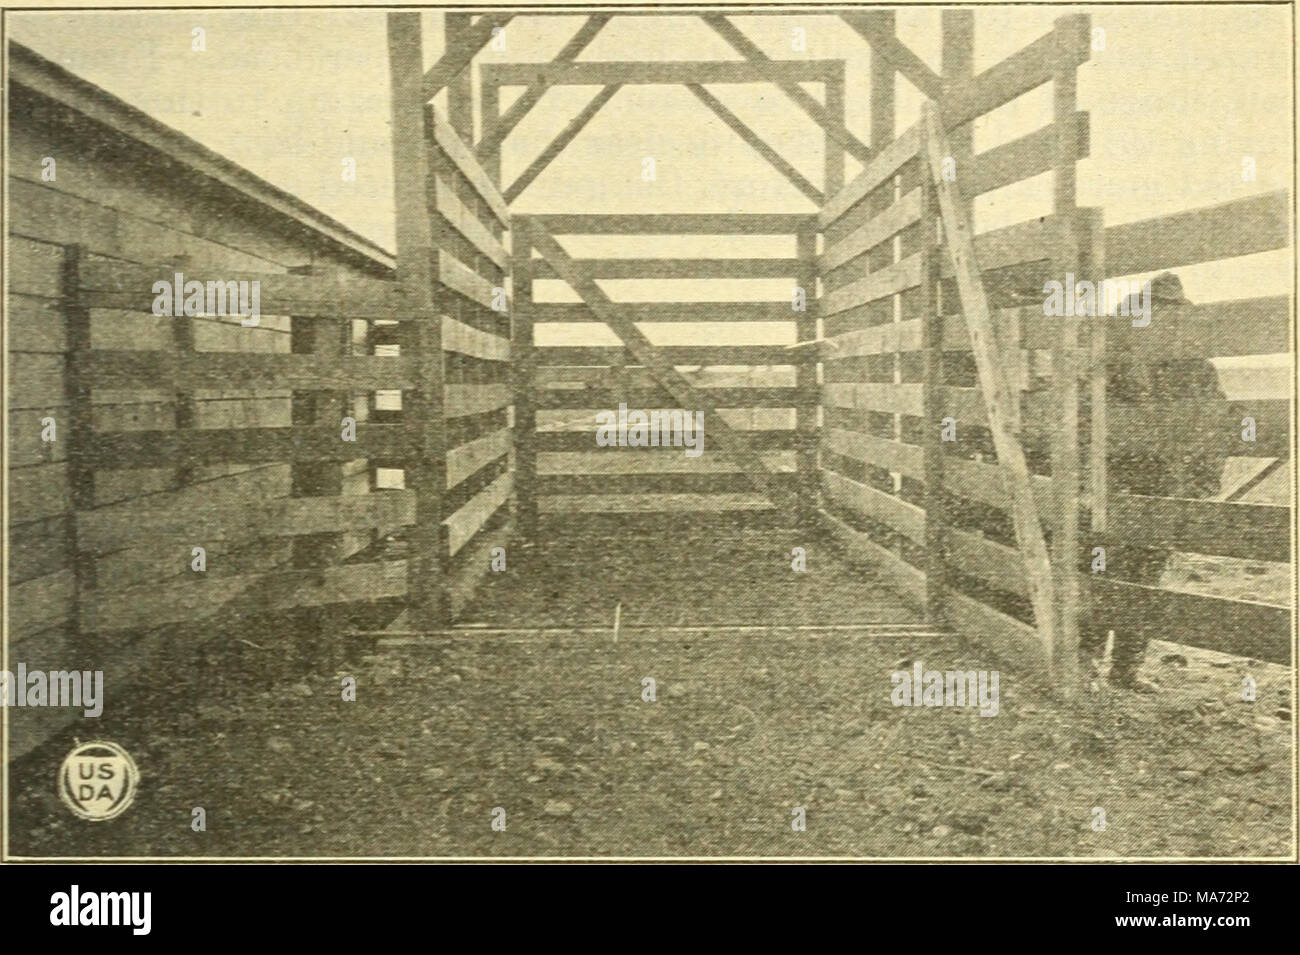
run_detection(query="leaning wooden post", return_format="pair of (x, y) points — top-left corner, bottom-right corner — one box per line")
(923, 103), (1059, 681)
(387, 12), (450, 628)
(795, 226), (819, 531)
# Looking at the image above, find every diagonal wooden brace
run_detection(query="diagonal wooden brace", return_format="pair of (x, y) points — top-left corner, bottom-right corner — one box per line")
(525, 221), (804, 516)
(921, 103), (1059, 676)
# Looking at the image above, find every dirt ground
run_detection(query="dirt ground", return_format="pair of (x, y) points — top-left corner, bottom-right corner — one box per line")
(7, 621), (1292, 859)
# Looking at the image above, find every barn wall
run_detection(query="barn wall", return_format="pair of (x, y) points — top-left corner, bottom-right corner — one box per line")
(6, 72), (394, 756)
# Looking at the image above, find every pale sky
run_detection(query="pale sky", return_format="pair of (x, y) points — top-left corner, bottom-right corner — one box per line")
(9, 4), (1294, 309)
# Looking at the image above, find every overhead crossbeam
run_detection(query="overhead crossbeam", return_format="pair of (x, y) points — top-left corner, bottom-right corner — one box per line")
(504, 85), (621, 204)
(523, 220), (803, 516)
(702, 15), (872, 164)
(481, 59), (842, 86)
(841, 12), (944, 100)
(687, 84), (822, 205)
(422, 14), (515, 102)
(477, 14), (610, 159)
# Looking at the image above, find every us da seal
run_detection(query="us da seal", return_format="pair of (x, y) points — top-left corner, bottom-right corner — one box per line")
(59, 740), (139, 821)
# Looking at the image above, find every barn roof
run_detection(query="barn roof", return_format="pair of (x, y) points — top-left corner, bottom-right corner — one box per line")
(7, 41), (396, 272)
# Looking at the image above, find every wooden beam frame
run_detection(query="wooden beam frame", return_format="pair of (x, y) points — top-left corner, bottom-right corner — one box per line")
(703, 15), (872, 164)
(504, 84), (621, 204)
(687, 84), (822, 205)
(842, 11), (944, 101)
(523, 219), (804, 516)
(389, 12), (451, 628)
(481, 58), (841, 86)
(422, 13), (514, 102)
(477, 14), (610, 160)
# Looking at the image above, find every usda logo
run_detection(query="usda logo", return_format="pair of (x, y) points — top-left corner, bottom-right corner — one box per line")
(59, 740), (139, 821)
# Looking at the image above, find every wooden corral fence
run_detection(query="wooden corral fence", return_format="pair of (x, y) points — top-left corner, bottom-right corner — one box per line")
(512, 212), (819, 534)
(816, 11), (1292, 682)
(6, 10), (1293, 762)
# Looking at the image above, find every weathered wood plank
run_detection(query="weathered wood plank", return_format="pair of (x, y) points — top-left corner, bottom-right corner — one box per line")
(1104, 190), (1289, 278)
(483, 58), (842, 86)
(1090, 579), (1289, 663)
(925, 102), (1058, 664)
(444, 471), (513, 556)
(71, 351), (416, 391)
(86, 425), (416, 468)
(821, 469), (926, 543)
(76, 491), (416, 554)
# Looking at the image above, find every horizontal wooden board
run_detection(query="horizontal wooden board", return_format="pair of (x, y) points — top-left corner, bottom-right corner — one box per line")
(822, 253), (924, 316)
(946, 528), (1027, 596)
(538, 492), (776, 513)
(823, 319), (924, 358)
(817, 507), (927, 607)
(444, 471), (513, 556)
(535, 470), (796, 496)
(821, 469), (926, 543)
(1099, 296), (1290, 359)
(942, 15), (1089, 128)
(535, 429), (800, 453)
(520, 213), (815, 235)
(76, 490), (417, 554)
(86, 425), (418, 469)
(82, 559), (408, 633)
(531, 344), (796, 366)
(431, 174), (509, 269)
(944, 588), (1049, 677)
(1104, 190), (1289, 278)
(944, 456), (1059, 522)
(484, 59), (841, 86)
(1106, 398), (1289, 460)
(71, 350), (417, 391)
(441, 314), (511, 362)
(820, 123), (921, 227)
(821, 188), (923, 272)
(447, 427), (512, 488)
(534, 386), (800, 410)
(822, 428), (925, 478)
(963, 112), (1089, 200)
(76, 257), (411, 319)
(1090, 578), (1289, 663)
(445, 383), (511, 418)
(438, 249), (501, 311)
(527, 302), (798, 323)
(1104, 495), (1291, 562)
(823, 382), (924, 417)
(525, 257), (804, 281)
(429, 108), (510, 226)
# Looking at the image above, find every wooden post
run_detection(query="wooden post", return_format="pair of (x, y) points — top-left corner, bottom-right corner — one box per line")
(445, 13), (475, 144)
(795, 227), (819, 530)
(1049, 14), (1089, 696)
(919, 180), (947, 625)
(869, 11), (895, 152)
(511, 218), (538, 544)
(388, 12), (450, 628)
(289, 265), (346, 572)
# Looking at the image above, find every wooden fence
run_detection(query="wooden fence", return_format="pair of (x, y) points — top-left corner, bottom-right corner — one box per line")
(511, 213), (820, 535)
(816, 12), (1292, 681)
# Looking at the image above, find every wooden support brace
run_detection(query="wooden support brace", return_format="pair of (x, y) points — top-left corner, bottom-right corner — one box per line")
(921, 103), (1059, 676)
(703, 15), (872, 165)
(525, 221), (804, 517)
